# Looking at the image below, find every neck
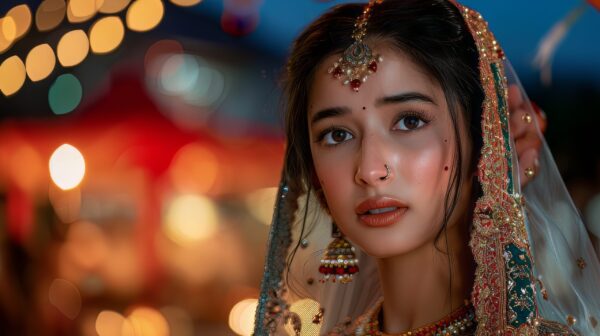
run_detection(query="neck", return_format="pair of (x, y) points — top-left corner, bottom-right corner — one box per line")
(376, 222), (474, 332)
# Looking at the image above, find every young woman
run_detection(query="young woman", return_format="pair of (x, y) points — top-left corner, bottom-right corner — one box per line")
(255, 1), (600, 335)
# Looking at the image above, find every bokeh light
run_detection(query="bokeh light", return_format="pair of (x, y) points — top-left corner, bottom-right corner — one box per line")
(0, 55), (26, 96)
(57, 29), (90, 67)
(62, 221), (109, 270)
(156, 54), (226, 108)
(99, 0), (132, 14)
(184, 65), (225, 107)
(170, 0), (203, 7)
(169, 143), (219, 194)
(67, 0), (104, 23)
(48, 278), (82, 320)
(144, 39), (183, 72)
(0, 18), (16, 53)
(228, 298), (258, 336)
(8, 144), (45, 193)
(36, 0), (67, 32)
(127, 306), (170, 336)
(25, 43), (56, 81)
(126, 0), (164, 32)
(159, 54), (199, 95)
(5, 4), (32, 41)
(89, 16), (125, 54)
(163, 194), (219, 245)
(95, 310), (131, 336)
(49, 74), (83, 115)
(2, 15), (17, 42)
(220, 10), (259, 37)
(245, 187), (277, 225)
(49, 144), (86, 190)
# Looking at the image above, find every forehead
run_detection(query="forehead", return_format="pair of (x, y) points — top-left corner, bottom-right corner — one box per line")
(308, 45), (443, 114)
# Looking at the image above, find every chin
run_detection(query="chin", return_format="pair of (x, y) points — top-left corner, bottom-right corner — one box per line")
(353, 233), (426, 259)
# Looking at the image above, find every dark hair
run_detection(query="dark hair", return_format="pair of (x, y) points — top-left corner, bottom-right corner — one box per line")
(283, 0), (484, 243)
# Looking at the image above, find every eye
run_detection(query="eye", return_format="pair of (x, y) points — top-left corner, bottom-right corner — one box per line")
(394, 115), (427, 131)
(321, 129), (354, 145)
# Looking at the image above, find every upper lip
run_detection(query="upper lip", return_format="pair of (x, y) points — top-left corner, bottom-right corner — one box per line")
(355, 196), (408, 215)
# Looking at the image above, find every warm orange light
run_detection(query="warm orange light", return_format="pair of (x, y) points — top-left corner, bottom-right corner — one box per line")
(67, 0), (104, 23)
(0, 56), (26, 96)
(96, 310), (131, 336)
(61, 221), (109, 268)
(126, 0), (164, 32)
(245, 187), (277, 226)
(25, 43), (56, 81)
(5, 4), (32, 41)
(1, 16), (17, 41)
(57, 29), (90, 67)
(228, 299), (258, 336)
(163, 194), (219, 245)
(36, 0), (67, 32)
(0, 18), (15, 53)
(48, 278), (82, 320)
(127, 307), (170, 336)
(99, 0), (132, 14)
(49, 144), (86, 190)
(89, 16), (125, 54)
(170, 0), (203, 7)
(169, 143), (219, 194)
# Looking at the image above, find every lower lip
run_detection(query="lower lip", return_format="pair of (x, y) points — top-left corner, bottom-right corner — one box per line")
(358, 207), (408, 227)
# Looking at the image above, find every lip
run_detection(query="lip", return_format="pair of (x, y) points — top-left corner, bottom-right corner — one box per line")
(355, 196), (408, 227)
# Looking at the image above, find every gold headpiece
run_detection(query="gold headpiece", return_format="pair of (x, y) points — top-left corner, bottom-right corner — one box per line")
(328, 0), (384, 92)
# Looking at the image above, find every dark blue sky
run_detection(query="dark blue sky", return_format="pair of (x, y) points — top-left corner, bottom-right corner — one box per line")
(191, 0), (600, 85)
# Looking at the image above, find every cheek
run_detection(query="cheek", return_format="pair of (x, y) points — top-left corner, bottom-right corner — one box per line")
(400, 136), (454, 195)
(310, 146), (355, 210)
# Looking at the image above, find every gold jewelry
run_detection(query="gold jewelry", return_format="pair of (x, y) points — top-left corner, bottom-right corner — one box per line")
(328, 0), (384, 92)
(525, 167), (535, 178)
(380, 164), (391, 181)
(522, 113), (533, 124)
(363, 300), (476, 336)
(318, 222), (359, 283)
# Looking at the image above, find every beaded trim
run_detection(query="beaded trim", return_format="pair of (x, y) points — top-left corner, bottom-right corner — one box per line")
(328, 0), (383, 92)
(356, 299), (476, 336)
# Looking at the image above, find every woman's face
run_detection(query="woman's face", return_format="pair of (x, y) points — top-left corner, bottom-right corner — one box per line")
(308, 46), (473, 258)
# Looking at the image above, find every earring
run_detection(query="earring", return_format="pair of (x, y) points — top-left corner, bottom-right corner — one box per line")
(318, 222), (359, 283)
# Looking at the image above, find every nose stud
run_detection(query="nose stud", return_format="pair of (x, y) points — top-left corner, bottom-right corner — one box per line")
(380, 164), (391, 181)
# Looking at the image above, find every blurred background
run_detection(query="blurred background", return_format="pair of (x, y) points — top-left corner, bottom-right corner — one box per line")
(0, 0), (598, 335)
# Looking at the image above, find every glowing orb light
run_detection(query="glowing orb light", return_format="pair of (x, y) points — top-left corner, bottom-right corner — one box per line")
(49, 144), (86, 190)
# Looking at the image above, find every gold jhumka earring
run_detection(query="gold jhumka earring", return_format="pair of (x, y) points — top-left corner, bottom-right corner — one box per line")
(318, 222), (359, 283)
(328, 0), (384, 92)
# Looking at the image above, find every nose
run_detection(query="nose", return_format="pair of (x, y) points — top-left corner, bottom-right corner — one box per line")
(354, 134), (394, 186)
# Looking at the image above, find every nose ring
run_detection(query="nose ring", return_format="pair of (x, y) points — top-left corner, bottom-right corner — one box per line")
(380, 164), (391, 181)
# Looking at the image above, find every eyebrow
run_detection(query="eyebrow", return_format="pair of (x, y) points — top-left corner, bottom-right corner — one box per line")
(310, 106), (351, 126)
(310, 91), (436, 126)
(375, 92), (437, 107)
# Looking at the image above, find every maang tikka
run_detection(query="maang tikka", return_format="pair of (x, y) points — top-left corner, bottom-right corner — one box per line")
(328, 0), (384, 92)
(318, 222), (359, 283)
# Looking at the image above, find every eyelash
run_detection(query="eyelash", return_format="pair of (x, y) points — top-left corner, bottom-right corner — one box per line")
(315, 110), (432, 147)
(392, 111), (431, 131)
